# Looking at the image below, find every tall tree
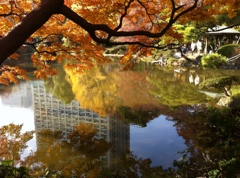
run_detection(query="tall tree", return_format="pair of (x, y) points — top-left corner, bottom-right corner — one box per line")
(0, 0), (200, 83)
(1, 0), (240, 84)
(0, 0), (199, 59)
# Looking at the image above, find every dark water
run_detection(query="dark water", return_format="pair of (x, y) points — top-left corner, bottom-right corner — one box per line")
(0, 62), (239, 176)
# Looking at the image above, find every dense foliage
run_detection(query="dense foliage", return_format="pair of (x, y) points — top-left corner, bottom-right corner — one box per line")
(1, 0), (240, 84)
(0, 160), (30, 178)
(1, 0), (240, 177)
(201, 53), (228, 69)
(199, 76), (240, 90)
(174, 105), (240, 177)
(217, 44), (240, 58)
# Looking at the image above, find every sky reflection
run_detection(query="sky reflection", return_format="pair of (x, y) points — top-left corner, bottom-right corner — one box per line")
(130, 115), (186, 168)
(0, 97), (36, 158)
(0, 81), (187, 169)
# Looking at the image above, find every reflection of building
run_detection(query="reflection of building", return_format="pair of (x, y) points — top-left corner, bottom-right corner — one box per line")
(32, 81), (129, 167)
(1, 82), (33, 108)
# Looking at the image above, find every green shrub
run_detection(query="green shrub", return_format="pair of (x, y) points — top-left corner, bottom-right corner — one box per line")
(0, 160), (31, 178)
(231, 85), (240, 99)
(201, 53), (227, 68)
(199, 76), (240, 91)
(217, 44), (240, 58)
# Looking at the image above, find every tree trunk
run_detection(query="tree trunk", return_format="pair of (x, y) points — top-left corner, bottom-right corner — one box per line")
(0, 0), (63, 65)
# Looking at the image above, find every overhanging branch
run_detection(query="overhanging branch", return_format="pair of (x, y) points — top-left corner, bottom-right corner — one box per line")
(0, 0), (199, 65)
(60, 0), (199, 43)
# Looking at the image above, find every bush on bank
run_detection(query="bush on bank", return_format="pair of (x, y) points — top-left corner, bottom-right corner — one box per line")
(217, 44), (240, 58)
(201, 53), (228, 68)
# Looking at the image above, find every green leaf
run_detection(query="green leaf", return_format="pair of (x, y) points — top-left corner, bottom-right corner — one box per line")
(0, 160), (13, 166)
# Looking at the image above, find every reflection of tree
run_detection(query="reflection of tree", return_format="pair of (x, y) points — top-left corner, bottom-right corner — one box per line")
(114, 67), (166, 127)
(66, 63), (172, 128)
(67, 63), (162, 117)
(0, 124), (34, 166)
(116, 103), (240, 177)
(66, 63), (121, 116)
(115, 69), (161, 110)
(199, 75), (240, 92)
(99, 150), (173, 178)
(5, 112), (240, 177)
(24, 123), (111, 177)
(0, 85), (13, 99)
(44, 64), (75, 104)
(117, 106), (159, 127)
(173, 106), (240, 177)
(147, 68), (206, 107)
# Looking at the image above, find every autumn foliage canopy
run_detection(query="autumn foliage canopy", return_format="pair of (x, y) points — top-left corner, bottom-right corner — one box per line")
(0, 0), (240, 84)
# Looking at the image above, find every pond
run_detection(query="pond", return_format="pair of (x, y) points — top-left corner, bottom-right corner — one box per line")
(0, 62), (240, 177)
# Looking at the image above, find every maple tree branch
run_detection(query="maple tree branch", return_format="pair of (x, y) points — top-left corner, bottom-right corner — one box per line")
(61, 2), (198, 39)
(0, 0), (198, 65)
(0, 0), (64, 64)
(173, 1), (198, 21)
(114, 0), (134, 32)
(136, 0), (157, 28)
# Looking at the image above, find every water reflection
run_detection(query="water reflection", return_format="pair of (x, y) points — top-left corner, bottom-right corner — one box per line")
(130, 115), (186, 168)
(0, 85), (35, 159)
(25, 124), (112, 177)
(1, 62), (240, 176)
(0, 79), (186, 173)
(0, 123), (34, 166)
(32, 80), (130, 168)
(1, 82), (33, 109)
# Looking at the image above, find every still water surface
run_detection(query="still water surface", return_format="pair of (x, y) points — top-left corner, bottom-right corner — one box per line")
(0, 79), (185, 169)
(0, 63), (239, 174)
